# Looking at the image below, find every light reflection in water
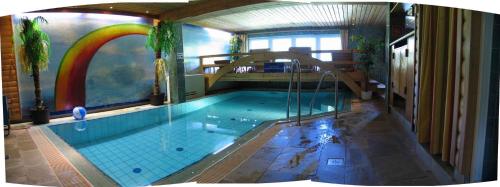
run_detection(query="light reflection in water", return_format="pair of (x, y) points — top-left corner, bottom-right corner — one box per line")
(213, 142), (234, 155)
(73, 120), (87, 132)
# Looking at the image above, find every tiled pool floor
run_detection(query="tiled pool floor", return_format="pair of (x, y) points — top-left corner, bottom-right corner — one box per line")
(5, 99), (440, 186)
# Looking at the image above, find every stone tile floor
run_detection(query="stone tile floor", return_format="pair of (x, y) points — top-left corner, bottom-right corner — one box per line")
(4, 128), (61, 186)
(221, 100), (440, 185)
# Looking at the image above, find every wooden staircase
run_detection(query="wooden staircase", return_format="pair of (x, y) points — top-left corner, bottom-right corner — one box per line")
(202, 51), (365, 98)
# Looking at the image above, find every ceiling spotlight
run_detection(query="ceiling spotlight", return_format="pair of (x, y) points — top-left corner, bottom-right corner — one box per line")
(109, 6), (113, 9)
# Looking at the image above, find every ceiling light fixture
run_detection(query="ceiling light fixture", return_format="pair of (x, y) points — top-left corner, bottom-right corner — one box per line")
(109, 6), (113, 9)
(146, 10), (149, 14)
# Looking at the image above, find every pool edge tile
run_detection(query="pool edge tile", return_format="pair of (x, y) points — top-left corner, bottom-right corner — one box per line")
(33, 126), (118, 187)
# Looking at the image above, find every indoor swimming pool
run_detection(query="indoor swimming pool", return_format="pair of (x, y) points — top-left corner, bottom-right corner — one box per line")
(44, 90), (351, 186)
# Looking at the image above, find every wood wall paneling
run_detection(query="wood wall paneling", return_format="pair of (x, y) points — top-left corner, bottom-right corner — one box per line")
(399, 45), (408, 98)
(406, 36), (415, 121)
(0, 15), (21, 121)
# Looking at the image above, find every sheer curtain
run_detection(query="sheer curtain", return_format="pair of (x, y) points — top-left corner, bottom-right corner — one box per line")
(340, 29), (349, 49)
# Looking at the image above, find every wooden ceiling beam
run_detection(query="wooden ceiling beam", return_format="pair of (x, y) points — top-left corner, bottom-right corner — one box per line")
(159, 0), (271, 21)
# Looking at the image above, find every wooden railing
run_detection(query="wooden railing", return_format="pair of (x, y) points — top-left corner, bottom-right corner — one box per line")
(195, 50), (365, 97)
(197, 50), (363, 74)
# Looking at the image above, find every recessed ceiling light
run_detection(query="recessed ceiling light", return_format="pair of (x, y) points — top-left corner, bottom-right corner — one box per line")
(109, 6), (113, 9)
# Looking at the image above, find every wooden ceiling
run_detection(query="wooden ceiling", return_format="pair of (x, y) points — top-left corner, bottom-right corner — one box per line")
(56, 1), (387, 32)
(68, 3), (187, 16)
(183, 2), (388, 32)
(62, 0), (205, 18)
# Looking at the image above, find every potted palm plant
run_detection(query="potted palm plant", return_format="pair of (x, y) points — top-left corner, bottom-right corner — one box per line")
(145, 20), (178, 105)
(351, 35), (384, 100)
(229, 35), (242, 62)
(18, 16), (51, 124)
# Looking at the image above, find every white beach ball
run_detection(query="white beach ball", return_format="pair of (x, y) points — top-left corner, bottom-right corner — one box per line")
(72, 106), (87, 120)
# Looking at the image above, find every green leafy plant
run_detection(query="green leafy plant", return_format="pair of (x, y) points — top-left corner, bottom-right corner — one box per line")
(350, 35), (384, 91)
(229, 35), (242, 62)
(18, 16), (51, 109)
(145, 20), (178, 96)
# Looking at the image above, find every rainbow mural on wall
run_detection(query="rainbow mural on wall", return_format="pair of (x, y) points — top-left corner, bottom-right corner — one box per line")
(55, 23), (151, 111)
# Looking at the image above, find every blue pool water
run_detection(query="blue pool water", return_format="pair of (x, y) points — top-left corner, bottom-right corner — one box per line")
(48, 91), (350, 186)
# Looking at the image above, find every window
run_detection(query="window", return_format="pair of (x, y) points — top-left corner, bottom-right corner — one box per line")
(295, 37), (317, 58)
(271, 38), (292, 52)
(248, 33), (342, 61)
(249, 39), (269, 50)
(295, 37), (316, 50)
(319, 37), (342, 61)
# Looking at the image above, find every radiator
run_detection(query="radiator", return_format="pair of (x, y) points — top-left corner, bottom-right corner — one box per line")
(184, 74), (205, 99)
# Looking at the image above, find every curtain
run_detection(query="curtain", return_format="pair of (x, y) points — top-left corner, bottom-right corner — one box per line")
(441, 8), (458, 162)
(416, 5), (458, 159)
(340, 29), (349, 50)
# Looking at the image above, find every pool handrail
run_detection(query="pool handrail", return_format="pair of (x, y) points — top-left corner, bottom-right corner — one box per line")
(308, 70), (339, 119)
(286, 59), (302, 125)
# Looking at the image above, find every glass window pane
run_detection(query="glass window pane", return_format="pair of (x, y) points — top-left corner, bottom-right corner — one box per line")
(320, 37), (342, 50)
(319, 36), (342, 61)
(271, 38), (292, 52)
(250, 39), (269, 50)
(295, 37), (317, 58)
(295, 37), (316, 50)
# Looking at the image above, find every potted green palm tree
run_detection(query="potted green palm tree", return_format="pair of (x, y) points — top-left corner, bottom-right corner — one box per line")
(229, 35), (242, 62)
(18, 16), (51, 124)
(351, 35), (384, 100)
(145, 20), (178, 105)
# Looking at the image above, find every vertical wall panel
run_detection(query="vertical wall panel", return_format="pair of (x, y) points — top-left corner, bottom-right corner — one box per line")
(0, 15), (21, 121)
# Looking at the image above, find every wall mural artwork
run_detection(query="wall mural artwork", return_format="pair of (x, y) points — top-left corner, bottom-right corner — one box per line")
(55, 24), (150, 111)
(13, 13), (156, 117)
(182, 24), (231, 74)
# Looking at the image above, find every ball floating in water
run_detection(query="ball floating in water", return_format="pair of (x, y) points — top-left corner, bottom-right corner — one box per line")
(72, 106), (87, 120)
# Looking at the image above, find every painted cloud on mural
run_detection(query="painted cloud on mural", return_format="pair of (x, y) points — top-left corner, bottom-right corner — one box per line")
(13, 13), (155, 116)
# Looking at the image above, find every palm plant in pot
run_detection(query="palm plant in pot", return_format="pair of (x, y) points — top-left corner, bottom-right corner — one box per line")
(18, 16), (51, 124)
(145, 20), (178, 105)
(350, 35), (384, 100)
(229, 35), (242, 62)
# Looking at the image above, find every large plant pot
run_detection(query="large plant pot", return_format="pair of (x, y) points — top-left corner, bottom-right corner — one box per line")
(150, 93), (165, 106)
(361, 91), (373, 100)
(30, 107), (49, 125)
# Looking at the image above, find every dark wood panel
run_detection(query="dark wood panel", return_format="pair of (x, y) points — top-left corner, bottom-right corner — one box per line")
(1, 15), (22, 121)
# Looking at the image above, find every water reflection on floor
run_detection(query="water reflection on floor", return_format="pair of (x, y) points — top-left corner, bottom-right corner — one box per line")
(221, 100), (440, 185)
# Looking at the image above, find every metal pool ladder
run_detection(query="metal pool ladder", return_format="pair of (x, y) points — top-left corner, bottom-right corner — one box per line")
(309, 70), (339, 119)
(286, 59), (302, 125)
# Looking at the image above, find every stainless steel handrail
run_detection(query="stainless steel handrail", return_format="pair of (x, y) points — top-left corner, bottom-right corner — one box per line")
(286, 59), (302, 125)
(308, 70), (339, 119)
